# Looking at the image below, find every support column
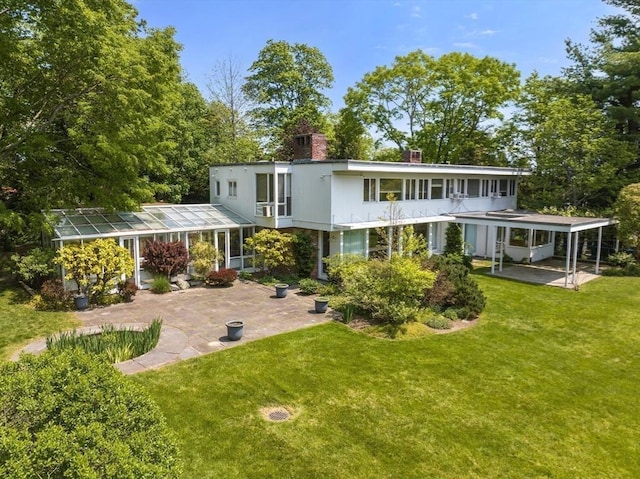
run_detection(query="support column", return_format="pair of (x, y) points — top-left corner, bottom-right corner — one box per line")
(572, 231), (579, 285)
(564, 232), (572, 288)
(365, 228), (370, 259)
(428, 223), (433, 254)
(387, 226), (393, 259)
(499, 227), (506, 272)
(491, 225), (497, 274)
(339, 231), (344, 258)
(595, 226), (603, 274)
(398, 225), (404, 256)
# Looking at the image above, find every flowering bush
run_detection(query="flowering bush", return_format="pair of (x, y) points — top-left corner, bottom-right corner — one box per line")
(206, 268), (238, 287)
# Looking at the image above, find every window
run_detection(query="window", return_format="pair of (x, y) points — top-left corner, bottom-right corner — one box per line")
(499, 179), (509, 197)
(214, 181), (220, 198)
(363, 178), (377, 202)
(418, 179), (429, 199)
(533, 230), (551, 246)
(430, 179), (444, 199)
(509, 179), (516, 196)
(228, 180), (237, 198)
(467, 179), (480, 198)
(481, 179), (490, 197)
(405, 179), (417, 200)
(256, 174), (274, 203)
(509, 228), (529, 247)
(277, 173), (292, 216)
(229, 229), (241, 257)
(379, 178), (402, 201)
(456, 178), (467, 196)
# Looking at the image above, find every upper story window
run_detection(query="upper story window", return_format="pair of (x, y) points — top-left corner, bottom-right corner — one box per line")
(277, 173), (292, 216)
(405, 179), (417, 200)
(431, 179), (444, 199)
(379, 178), (402, 201)
(214, 180), (221, 198)
(363, 178), (377, 202)
(256, 173), (274, 203)
(228, 180), (237, 198)
(467, 179), (480, 198)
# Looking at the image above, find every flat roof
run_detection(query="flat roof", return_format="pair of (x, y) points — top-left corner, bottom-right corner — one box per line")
(335, 215), (453, 231)
(453, 210), (617, 233)
(51, 204), (254, 242)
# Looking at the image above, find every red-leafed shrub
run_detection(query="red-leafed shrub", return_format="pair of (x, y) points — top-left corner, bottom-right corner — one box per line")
(142, 240), (189, 277)
(206, 268), (238, 287)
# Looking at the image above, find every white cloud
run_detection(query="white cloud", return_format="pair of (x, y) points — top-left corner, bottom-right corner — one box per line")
(480, 29), (498, 35)
(411, 5), (421, 18)
(453, 42), (477, 49)
(468, 12), (479, 20)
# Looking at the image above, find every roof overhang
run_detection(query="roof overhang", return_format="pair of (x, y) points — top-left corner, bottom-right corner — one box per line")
(453, 210), (617, 233)
(335, 215), (453, 231)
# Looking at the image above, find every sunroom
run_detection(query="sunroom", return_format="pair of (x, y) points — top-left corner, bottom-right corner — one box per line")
(50, 204), (255, 289)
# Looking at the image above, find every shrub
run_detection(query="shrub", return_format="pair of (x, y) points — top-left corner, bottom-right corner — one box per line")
(292, 231), (315, 277)
(444, 223), (463, 255)
(443, 308), (459, 320)
(47, 318), (163, 363)
(142, 240), (189, 277)
(602, 263), (640, 277)
(298, 278), (321, 295)
(55, 239), (134, 301)
(607, 251), (636, 268)
(339, 256), (436, 325)
(190, 241), (223, 277)
(151, 275), (172, 294)
(238, 270), (252, 281)
(11, 247), (56, 289)
(425, 315), (452, 330)
(206, 268), (238, 287)
(0, 349), (181, 477)
(244, 229), (295, 275)
(33, 279), (73, 311)
(118, 279), (138, 302)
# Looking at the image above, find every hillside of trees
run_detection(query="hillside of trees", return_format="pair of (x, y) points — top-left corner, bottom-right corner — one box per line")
(1, 0), (639, 247)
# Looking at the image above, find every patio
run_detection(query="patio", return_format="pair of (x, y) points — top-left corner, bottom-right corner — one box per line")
(13, 281), (331, 374)
(489, 258), (603, 288)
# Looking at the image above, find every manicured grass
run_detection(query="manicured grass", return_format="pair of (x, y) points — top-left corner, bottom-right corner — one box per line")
(0, 279), (79, 359)
(133, 273), (640, 478)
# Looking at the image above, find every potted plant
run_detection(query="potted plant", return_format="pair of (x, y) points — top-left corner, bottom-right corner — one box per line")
(225, 320), (244, 341)
(275, 283), (289, 298)
(314, 297), (329, 313)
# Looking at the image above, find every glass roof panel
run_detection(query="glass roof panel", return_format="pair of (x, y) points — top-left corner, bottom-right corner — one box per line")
(95, 224), (117, 234)
(68, 216), (92, 226)
(86, 214), (108, 224)
(56, 226), (79, 237)
(75, 225), (99, 235)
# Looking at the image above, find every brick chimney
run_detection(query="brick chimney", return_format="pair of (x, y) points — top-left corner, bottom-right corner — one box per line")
(293, 133), (327, 160)
(402, 149), (422, 163)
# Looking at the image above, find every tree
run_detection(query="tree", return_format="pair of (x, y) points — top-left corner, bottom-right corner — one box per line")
(142, 240), (189, 278)
(244, 229), (295, 275)
(344, 50), (520, 164)
(0, 349), (181, 478)
(615, 183), (640, 258)
(206, 56), (261, 163)
(330, 107), (373, 160)
(242, 40), (334, 158)
(0, 0), (183, 243)
(444, 223), (463, 256)
(564, 0), (640, 181)
(55, 239), (134, 301)
(511, 74), (635, 210)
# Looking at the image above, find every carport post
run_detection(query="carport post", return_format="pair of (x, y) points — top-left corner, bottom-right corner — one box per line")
(491, 225), (497, 274)
(564, 232), (572, 288)
(499, 227), (506, 272)
(595, 226), (603, 274)
(572, 231), (579, 285)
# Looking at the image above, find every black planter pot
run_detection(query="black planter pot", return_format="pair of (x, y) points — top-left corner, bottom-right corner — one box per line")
(225, 320), (244, 341)
(314, 297), (329, 313)
(275, 284), (289, 298)
(74, 294), (89, 311)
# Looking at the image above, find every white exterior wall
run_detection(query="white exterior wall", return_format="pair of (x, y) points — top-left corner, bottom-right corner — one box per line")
(290, 162), (334, 230)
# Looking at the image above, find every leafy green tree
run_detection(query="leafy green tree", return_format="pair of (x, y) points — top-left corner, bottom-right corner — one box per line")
(330, 107), (373, 160)
(511, 74), (635, 210)
(189, 241), (223, 278)
(0, 0), (183, 243)
(244, 229), (295, 275)
(11, 247), (56, 289)
(292, 231), (315, 278)
(345, 50), (520, 164)
(615, 183), (640, 258)
(242, 40), (334, 158)
(55, 239), (134, 300)
(0, 348), (181, 478)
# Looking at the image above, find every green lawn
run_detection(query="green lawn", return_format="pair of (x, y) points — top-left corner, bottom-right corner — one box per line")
(0, 279), (79, 359)
(133, 273), (640, 478)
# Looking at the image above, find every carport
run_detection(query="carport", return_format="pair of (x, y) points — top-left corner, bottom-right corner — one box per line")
(453, 210), (617, 287)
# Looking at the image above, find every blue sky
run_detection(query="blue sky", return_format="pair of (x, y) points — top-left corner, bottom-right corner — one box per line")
(133, 0), (615, 110)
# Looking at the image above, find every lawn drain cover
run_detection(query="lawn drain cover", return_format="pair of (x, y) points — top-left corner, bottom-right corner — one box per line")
(261, 406), (293, 422)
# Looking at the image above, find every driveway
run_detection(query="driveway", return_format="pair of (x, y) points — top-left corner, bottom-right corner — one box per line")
(14, 281), (331, 374)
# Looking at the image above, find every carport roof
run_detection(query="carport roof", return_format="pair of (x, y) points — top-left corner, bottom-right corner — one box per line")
(51, 204), (254, 242)
(453, 210), (617, 233)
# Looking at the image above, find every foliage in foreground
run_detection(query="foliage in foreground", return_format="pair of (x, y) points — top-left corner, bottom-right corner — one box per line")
(142, 240), (189, 278)
(0, 349), (181, 478)
(244, 229), (295, 275)
(46, 318), (162, 364)
(11, 247), (56, 289)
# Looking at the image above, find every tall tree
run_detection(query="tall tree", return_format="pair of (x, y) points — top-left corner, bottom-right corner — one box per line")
(242, 39), (334, 159)
(510, 74), (635, 210)
(330, 107), (373, 160)
(615, 182), (640, 258)
(0, 0), (182, 243)
(206, 56), (261, 163)
(344, 50), (520, 165)
(564, 0), (640, 177)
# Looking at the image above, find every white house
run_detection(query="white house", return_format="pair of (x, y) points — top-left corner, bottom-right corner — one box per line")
(210, 133), (538, 279)
(51, 133), (615, 288)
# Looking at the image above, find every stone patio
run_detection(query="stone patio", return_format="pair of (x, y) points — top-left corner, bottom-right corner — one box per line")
(12, 281), (331, 374)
